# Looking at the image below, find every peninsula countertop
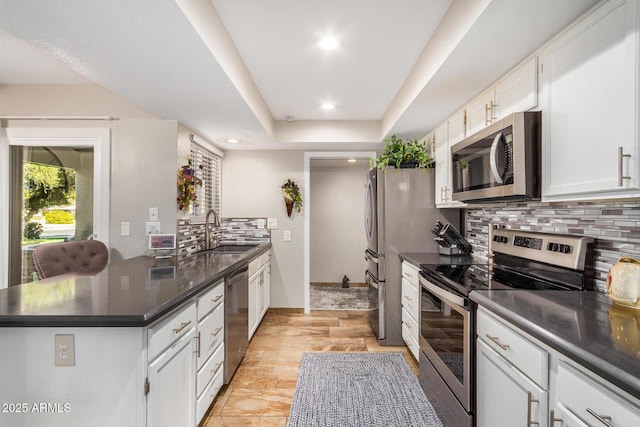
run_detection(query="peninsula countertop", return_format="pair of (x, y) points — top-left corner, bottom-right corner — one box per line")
(471, 289), (640, 400)
(0, 243), (271, 327)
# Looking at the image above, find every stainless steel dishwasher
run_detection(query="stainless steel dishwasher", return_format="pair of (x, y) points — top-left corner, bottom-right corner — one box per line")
(224, 264), (249, 384)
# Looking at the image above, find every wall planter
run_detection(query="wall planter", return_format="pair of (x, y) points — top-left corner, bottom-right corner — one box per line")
(281, 179), (302, 218)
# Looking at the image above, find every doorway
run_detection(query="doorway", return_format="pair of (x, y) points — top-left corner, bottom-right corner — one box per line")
(0, 128), (110, 288)
(303, 151), (376, 313)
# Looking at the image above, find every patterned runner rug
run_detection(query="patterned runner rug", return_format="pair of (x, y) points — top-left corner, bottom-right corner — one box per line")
(288, 352), (443, 427)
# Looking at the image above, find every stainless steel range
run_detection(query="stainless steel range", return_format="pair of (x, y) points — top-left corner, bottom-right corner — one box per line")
(418, 227), (594, 427)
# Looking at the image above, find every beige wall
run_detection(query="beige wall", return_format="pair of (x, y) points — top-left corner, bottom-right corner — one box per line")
(310, 164), (368, 284)
(1, 85), (180, 260)
(222, 150), (305, 308)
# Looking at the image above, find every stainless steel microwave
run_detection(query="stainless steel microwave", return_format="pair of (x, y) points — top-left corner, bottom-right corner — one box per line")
(451, 111), (540, 203)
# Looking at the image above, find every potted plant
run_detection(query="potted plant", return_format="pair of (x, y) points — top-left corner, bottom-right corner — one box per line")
(281, 179), (303, 217)
(371, 134), (433, 170)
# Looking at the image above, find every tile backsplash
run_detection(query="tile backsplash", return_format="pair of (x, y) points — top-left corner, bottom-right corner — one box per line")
(178, 218), (270, 255)
(465, 201), (640, 292)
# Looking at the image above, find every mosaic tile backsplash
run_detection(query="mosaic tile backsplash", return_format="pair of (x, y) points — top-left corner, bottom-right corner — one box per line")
(465, 201), (640, 293)
(178, 218), (271, 256)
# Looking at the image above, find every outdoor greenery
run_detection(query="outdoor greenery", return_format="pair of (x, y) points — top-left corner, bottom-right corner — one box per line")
(44, 210), (75, 224)
(23, 163), (75, 222)
(371, 135), (433, 170)
(23, 222), (43, 240)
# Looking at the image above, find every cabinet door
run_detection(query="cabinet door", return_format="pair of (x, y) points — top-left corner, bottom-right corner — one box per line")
(248, 272), (259, 339)
(494, 57), (538, 119)
(542, 0), (639, 199)
(466, 87), (495, 137)
(552, 405), (589, 427)
(147, 328), (196, 427)
(260, 260), (270, 318)
(448, 108), (466, 145)
(476, 339), (548, 427)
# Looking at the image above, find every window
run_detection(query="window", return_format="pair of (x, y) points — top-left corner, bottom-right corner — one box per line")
(190, 140), (222, 218)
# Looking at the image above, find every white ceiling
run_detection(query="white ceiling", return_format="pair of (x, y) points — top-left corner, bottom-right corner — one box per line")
(0, 0), (599, 150)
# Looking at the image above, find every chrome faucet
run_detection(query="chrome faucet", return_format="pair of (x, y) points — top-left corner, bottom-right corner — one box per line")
(204, 208), (221, 250)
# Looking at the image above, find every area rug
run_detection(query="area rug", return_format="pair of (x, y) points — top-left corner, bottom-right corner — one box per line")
(288, 352), (443, 427)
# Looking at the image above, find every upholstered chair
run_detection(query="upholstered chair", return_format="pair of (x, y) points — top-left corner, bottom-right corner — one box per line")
(32, 240), (109, 279)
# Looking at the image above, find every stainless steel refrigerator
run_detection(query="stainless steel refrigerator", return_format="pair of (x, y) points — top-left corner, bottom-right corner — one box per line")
(364, 167), (461, 345)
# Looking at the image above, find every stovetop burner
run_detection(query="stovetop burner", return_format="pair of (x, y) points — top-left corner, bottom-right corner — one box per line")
(420, 228), (594, 297)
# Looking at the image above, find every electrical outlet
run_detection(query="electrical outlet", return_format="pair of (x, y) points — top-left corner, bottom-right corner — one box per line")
(267, 218), (278, 229)
(284, 230), (291, 241)
(54, 334), (75, 367)
(145, 221), (161, 235)
(257, 218), (266, 229)
(120, 222), (130, 236)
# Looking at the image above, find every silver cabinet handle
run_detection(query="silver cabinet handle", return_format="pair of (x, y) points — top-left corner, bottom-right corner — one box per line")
(194, 332), (201, 357)
(212, 295), (223, 303)
(549, 410), (562, 426)
(619, 146), (631, 186)
(211, 361), (223, 375)
(173, 320), (192, 334)
(211, 327), (223, 337)
(403, 294), (413, 301)
(527, 392), (540, 426)
(586, 408), (613, 426)
(485, 334), (510, 350)
(402, 320), (412, 331)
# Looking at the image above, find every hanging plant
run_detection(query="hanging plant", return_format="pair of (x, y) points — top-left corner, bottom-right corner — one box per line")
(281, 179), (303, 217)
(177, 155), (203, 211)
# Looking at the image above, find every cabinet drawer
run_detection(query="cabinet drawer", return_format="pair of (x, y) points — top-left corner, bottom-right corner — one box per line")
(402, 320), (419, 361)
(197, 302), (224, 370)
(401, 262), (420, 286)
(196, 361), (224, 424)
(477, 308), (548, 389)
(148, 302), (197, 361)
(197, 280), (224, 321)
(249, 258), (260, 278)
(402, 307), (419, 344)
(197, 342), (224, 397)
(401, 278), (419, 323)
(557, 361), (640, 427)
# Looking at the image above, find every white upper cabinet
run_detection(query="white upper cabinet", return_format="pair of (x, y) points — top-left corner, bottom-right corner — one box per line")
(448, 108), (467, 145)
(466, 87), (496, 137)
(465, 57), (539, 138)
(541, 0), (640, 201)
(434, 122), (461, 207)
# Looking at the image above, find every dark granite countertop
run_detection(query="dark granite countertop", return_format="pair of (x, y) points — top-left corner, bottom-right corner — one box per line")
(0, 243), (271, 327)
(471, 289), (640, 399)
(399, 252), (480, 267)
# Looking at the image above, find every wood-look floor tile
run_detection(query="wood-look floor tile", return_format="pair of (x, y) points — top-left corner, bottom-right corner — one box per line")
(202, 308), (415, 425)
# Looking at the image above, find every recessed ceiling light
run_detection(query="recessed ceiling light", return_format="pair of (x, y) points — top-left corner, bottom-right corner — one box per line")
(225, 138), (240, 144)
(319, 38), (339, 50)
(321, 103), (335, 110)
(348, 159), (357, 163)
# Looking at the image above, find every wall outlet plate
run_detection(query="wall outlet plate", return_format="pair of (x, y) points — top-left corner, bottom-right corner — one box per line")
(145, 221), (161, 235)
(267, 218), (278, 229)
(54, 334), (75, 367)
(120, 222), (130, 236)
(149, 207), (159, 221)
(284, 230), (291, 241)
(257, 218), (266, 229)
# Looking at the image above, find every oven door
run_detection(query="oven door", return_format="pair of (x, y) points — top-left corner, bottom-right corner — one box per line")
(419, 275), (472, 412)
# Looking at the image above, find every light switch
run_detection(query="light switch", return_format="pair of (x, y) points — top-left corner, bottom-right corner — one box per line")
(120, 222), (130, 236)
(257, 219), (266, 229)
(267, 218), (278, 229)
(149, 207), (159, 221)
(284, 230), (291, 241)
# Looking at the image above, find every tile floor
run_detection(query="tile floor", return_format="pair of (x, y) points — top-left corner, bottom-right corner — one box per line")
(201, 309), (416, 426)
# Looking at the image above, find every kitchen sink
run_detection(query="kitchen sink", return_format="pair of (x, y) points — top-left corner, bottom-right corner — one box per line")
(206, 244), (258, 254)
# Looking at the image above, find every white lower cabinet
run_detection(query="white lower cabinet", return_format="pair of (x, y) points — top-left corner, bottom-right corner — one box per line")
(146, 303), (197, 427)
(400, 261), (420, 360)
(477, 339), (548, 427)
(146, 279), (226, 427)
(249, 250), (271, 339)
(477, 307), (640, 427)
(554, 361), (640, 427)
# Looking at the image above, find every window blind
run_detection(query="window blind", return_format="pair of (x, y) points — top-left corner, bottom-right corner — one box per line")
(190, 142), (222, 218)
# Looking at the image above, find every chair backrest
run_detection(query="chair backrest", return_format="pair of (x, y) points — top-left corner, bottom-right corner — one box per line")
(32, 240), (109, 280)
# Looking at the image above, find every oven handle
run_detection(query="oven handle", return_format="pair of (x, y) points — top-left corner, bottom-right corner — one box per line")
(489, 131), (504, 184)
(419, 275), (466, 308)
